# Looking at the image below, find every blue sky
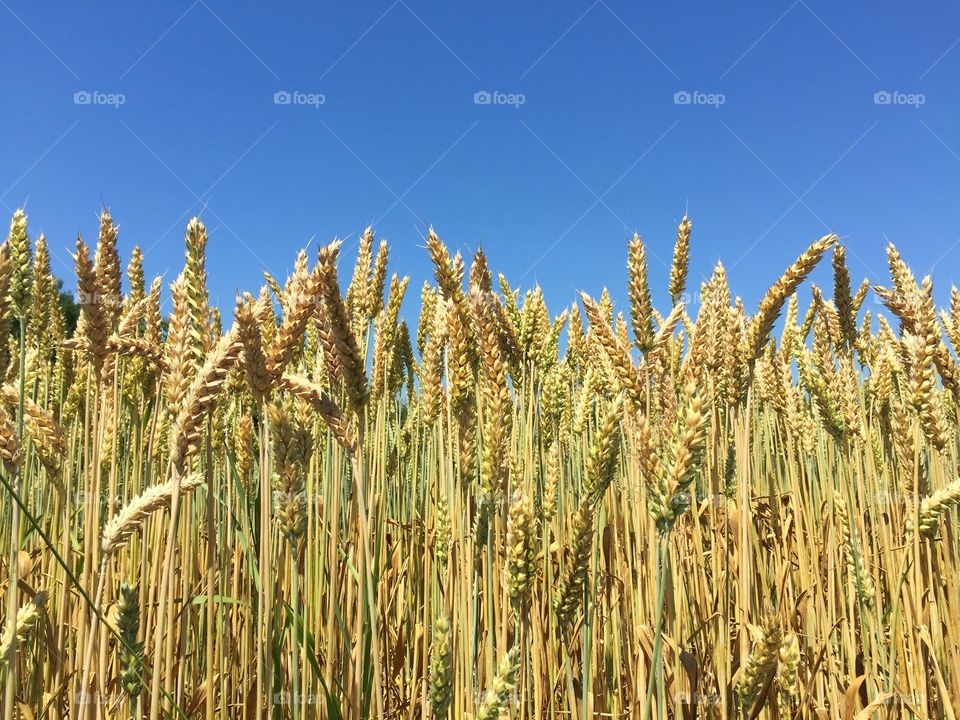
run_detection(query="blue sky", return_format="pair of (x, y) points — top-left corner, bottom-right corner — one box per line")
(3, 1), (960, 320)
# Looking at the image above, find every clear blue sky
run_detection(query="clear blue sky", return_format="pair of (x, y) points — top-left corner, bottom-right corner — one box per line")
(3, 1), (960, 319)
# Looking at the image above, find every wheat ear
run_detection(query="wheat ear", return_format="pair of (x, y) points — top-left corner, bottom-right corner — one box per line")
(101, 473), (205, 557)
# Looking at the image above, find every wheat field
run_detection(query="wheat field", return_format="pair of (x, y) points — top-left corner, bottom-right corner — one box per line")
(0, 208), (957, 719)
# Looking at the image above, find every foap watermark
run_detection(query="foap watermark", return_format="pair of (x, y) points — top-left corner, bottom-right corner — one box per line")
(873, 90), (925, 108)
(881, 692), (924, 706)
(76, 290), (123, 308)
(675, 691), (721, 706)
(677, 290), (704, 308)
(73, 491), (123, 507)
(871, 491), (919, 507)
(75, 691), (127, 706)
(273, 90), (326, 108)
(474, 90), (525, 108)
(274, 692), (323, 705)
(473, 688), (518, 708)
(74, 90), (125, 108)
(283, 289), (324, 309)
(674, 90), (725, 108)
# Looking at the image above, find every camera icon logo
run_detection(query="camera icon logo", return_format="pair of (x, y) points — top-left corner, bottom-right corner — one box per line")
(474, 90), (492, 105)
(873, 90), (892, 105)
(274, 90), (292, 105)
(673, 90), (692, 105)
(74, 91), (92, 105)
